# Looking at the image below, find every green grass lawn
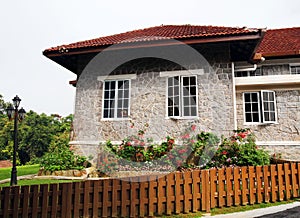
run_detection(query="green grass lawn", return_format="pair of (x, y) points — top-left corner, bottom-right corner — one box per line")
(0, 179), (81, 187)
(0, 164), (40, 180)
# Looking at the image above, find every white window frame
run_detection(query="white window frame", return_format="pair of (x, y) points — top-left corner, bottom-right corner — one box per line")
(166, 75), (198, 119)
(243, 90), (277, 124)
(261, 90), (277, 124)
(290, 65), (300, 74)
(101, 79), (131, 120)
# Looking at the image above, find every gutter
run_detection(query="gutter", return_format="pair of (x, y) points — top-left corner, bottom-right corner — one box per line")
(231, 62), (237, 130)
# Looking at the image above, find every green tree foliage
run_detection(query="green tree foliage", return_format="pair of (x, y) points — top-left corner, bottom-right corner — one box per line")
(0, 94), (74, 165)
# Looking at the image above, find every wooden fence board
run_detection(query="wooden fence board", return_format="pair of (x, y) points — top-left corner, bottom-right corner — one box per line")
(92, 180), (101, 218)
(148, 175), (157, 217)
(256, 166), (263, 203)
(291, 163), (298, 198)
(241, 167), (248, 205)
(183, 171), (192, 213)
(270, 164), (277, 202)
(175, 172), (182, 214)
(12, 186), (20, 218)
(166, 173), (174, 215)
(41, 184), (49, 218)
(263, 165), (270, 202)
(2, 187), (10, 218)
(284, 163), (291, 200)
(218, 168), (225, 207)
(277, 164), (284, 201)
(31, 185), (39, 217)
(226, 167), (233, 206)
(210, 168), (217, 208)
(192, 170), (200, 212)
(233, 167), (240, 206)
(21, 185), (30, 218)
(50, 184), (59, 218)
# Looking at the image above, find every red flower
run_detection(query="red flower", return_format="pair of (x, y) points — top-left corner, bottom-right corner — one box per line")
(191, 124), (196, 131)
(238, 132), (247, 139)
(126, 142), (132, 146)
(221, 150), (228, 155)
(179, 149), (187, 154)
(168, 139), (175, 144)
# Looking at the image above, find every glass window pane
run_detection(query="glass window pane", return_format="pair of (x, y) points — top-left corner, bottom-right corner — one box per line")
(269, 92), (274, 101)
(263, 92), (268, 101)
(245, 103), (251, 112)
(168, 87), (173, 96)
(264, 112), (269, 121)
(103, 109), (109, 118)
(183, 107), (190, 116)
(182, 77), (189, 86)
(174, 77), (179, 86)
(104, 90), (109, 99)
(252, 113), (259, 122)
(190, 87), (196, 95)
(270, 102), (275, 111)
(174, 106), (179, 116)
(244, 93), (251, 102)
(245, 113), (252, 122)
(190, 76), (196, 85)
(270, 112), (276, 121)
(168, 107), (173, 116)
(190, 107), (197, 116)
(252, 103), (258, 112)
(251, 93), (258, 102)
(168, 77), (173, 86)
(264, 102), (269, 111)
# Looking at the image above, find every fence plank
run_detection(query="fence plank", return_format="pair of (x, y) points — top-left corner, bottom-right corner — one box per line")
(130, 178), (138, 217)
(41, 184), (49, 218)
(148, 175), (157, 217)
(92, 180), (100, 218)
(50, 184), (58, 218)
(248, 166), (255, 205)
(121, 180), (130, 217)
(203, 170), (210, 212)
(12, 186), (20, 218)
(284, 163), (291, 200)
(263, 165), (270, 203)
(210, 168), (217, 208)
(192, 170), (200, 212)
(2, 187), (10, 218)
(291, 163), (298, 198)
(226, 167), (233, 207)
(111, 179), (119, 217)
(73, 182), (80, 218)
(241, 167), (248, 205)
(31, 185), (39, 217)
(21, 186), (30, 218)
(183, 171), (192, 213)
(174, 172), (182, 214)
(233, 167), (240, 206)
(256, 166), (263, 203)
(139, 176), (147, 217)
(218, 168), (225, 207)
(277, 164), (284, 201)
(166, 173), (174, 215)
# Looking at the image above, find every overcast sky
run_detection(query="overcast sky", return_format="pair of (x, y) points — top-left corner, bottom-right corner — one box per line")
(1, 0), (299, 116)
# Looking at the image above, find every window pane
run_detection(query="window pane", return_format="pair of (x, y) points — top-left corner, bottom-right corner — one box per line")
(244, 93), (251, 102)
(263, 92), (268, 101)
(270, 112), (276, 121)
(118, 80), (124, 89)
(174, 106), (179, 116)
(174, 77), (179, 86)
(251, 93), (258, 102)
(168, 107), (174, 116)
(168, 87), (173, 96)
(190, 76), (196, 85)
(245, 113), (252, 122)
(183, 97), (190, 105)
(190, 87), (196, 95)
(253, 113), (259, 122)
(103, 109), (109, 118)
(182, 77), (189, 86)
(269, 92), (274, 101)
(168, 77), (173, 86)
(190, 107), (197, 116)
(264, 102), (269, 111)
(252, 103), (258, 112)
(104, 91), (109, 99)
(270, 102), (275, 111)
(245, 103), (251, 112)
(183, 106), (190, 116)
(264, 112), (269, 121)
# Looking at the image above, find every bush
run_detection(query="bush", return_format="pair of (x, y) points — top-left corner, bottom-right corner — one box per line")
(39, 146), (91, 172)
(205, 128), (270, 168)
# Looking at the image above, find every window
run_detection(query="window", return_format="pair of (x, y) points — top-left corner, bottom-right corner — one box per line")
(235, 68), (262, 77)
(167, 76), (197, 118)
(243, 90), (277, 124)
(290, 66), (300, 74)
(103, 80), (130, 119)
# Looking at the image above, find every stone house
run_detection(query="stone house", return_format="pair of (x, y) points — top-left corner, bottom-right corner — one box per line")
(43, 25), (300, 160)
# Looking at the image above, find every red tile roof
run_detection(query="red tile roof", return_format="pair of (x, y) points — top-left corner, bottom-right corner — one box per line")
(44, 25), (260, 54)
(257, 27), (300, 57)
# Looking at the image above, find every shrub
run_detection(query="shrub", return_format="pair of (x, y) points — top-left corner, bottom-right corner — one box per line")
(39, 146), (91, 172)
(205, 128), (270, 168)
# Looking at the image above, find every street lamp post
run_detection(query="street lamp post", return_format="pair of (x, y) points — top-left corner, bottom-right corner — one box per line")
(6, 95), (26, 186)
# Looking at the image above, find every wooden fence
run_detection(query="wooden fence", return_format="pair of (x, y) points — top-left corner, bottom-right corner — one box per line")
(1, 163), (300, 217)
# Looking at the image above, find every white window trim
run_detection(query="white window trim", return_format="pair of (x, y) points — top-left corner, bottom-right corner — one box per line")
(97, 73), (136, 82)
(289, 64), (300, 74)
(160, 69), (204, 77)
(243, 92), (261, 125)
(165, 75), (198, 119)
(261, 90), (278, 124)
(101, 79), (131, 120)
(243, 90), (278, 125)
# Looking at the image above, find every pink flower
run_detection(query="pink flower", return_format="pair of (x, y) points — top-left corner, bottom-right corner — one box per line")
(238, 132), (247, 139)
(181, 134), (190, 139)
(191, 124), (196, 131)
(221, 151), (228, 155)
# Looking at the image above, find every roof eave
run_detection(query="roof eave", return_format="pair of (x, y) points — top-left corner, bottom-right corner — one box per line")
(43, 33), (262, 58)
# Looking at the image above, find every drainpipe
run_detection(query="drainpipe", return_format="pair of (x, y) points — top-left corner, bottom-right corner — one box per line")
(231, 62), (237, 130)
(234, 64), (257, 72)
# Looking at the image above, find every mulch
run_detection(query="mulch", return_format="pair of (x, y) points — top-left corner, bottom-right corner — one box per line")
(0, 160), (12, 168)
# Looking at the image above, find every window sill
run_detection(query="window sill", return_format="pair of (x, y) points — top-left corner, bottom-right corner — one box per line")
(243, 122), (279, 126)
(166, 116), (199, 120)
(101, 118), (132, 121)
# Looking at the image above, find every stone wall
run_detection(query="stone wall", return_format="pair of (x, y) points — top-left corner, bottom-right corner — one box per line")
(72, 58), (235, 146)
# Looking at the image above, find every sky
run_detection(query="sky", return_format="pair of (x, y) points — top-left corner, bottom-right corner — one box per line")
(0, 0), (299, 116)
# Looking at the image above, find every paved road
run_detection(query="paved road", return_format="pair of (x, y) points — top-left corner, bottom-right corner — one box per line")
(255, 206), (300, 218)
(203, 201), (300, 218)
